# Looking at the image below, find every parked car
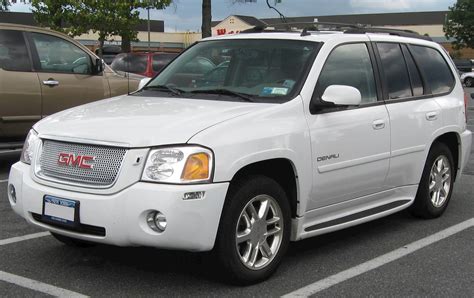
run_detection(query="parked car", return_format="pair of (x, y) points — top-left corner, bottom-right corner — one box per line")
(8, 29), (472, 284)
(460, 71), (474, 87)
(0, 23), (143, 146)
(110, 52), (178, 78)
(453, 59), (473, 73)
(95, 45), (122, 65)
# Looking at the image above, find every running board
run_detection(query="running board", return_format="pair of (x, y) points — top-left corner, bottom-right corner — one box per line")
(304, 200), (411, 232)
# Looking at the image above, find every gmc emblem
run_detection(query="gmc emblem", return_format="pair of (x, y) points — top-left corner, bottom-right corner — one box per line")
(58, 153), (95, 169)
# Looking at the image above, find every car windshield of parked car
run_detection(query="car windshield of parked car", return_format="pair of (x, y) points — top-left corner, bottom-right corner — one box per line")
(144, 39), (319, 103)
(111, 54), (147, 74)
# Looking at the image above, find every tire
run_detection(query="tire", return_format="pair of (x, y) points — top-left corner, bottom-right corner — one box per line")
(465, 77), (473, 87)
(214, 175), (291, 285)
(51, 232), (96, 248)
(410, 142), (455, 219)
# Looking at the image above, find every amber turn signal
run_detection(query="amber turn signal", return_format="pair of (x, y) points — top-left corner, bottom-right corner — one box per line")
(181, 153), (210, 181)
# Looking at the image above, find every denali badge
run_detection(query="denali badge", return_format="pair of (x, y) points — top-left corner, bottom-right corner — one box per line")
(317, 154), (340, 162)
(58, 153), (95, 169)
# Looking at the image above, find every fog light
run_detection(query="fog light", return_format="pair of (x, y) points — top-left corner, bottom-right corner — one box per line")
(8, 184), (16, 203)
(183, 191), (205, 200)
(146, 211), (167, 232)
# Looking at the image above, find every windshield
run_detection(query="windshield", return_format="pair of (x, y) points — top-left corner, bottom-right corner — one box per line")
(143, 39), (320, 103)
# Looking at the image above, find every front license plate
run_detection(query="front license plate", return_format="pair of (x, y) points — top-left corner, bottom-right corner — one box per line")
(42, 196), (79, 227)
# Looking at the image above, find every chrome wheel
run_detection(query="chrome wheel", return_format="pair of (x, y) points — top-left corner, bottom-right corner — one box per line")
(429, 155), (451, 208)
(235, 194), (283, 270)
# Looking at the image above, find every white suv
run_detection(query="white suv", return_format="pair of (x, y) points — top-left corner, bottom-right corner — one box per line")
(8, 29), (472, 284)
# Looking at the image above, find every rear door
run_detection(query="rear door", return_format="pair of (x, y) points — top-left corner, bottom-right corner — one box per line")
(0, 29), (41, 139)
(27, 32), (109, 116)
(374, 42), (450, 187)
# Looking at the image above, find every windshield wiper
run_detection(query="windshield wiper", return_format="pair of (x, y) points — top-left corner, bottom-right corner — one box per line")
(143, 85), (184, 96)
(189, 89), (255, 102)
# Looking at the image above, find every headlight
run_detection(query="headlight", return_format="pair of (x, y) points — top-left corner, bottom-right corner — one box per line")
(20, 130), (39, 165)
(141, 146), (213, 184)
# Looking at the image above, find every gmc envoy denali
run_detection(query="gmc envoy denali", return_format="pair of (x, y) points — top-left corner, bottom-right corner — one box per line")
(7, 27), (472, 284)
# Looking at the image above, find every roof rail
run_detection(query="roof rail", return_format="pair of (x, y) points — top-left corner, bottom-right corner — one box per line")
(243, 21), (432, 41)
(345, 27), (433, 41)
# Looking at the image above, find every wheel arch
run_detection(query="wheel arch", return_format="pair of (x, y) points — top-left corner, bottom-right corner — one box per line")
(430, 131), (461, 180)
(229, 158), (300, 219)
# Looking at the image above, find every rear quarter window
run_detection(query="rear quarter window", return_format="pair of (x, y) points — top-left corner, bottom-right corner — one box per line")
(409, 45), (455, 94)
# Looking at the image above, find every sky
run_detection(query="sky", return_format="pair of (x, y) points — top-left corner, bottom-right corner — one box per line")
(9, 0), (456, 32)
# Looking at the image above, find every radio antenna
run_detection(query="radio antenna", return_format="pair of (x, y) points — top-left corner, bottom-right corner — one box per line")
(266, 0), (287, 25)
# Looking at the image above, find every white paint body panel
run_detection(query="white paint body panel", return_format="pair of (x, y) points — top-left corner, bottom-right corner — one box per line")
(8, 32), (473, 250)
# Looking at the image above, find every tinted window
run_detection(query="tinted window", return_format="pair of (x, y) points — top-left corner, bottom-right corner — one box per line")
(30, 33), (91, 74)
(401, 45), (423, 96)
(377, 43), (412, 99)
(111, 54), (147, 73)
(0, 30), (31, 72)
(409, 45), (455, 94)
(152, 54), (177, 72)
(316, 43), (377, 104)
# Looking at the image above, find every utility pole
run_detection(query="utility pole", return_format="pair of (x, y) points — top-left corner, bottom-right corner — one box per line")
(147, 6), (151, 52)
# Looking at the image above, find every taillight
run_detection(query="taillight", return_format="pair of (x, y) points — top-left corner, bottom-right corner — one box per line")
(464, 92), (468, 123)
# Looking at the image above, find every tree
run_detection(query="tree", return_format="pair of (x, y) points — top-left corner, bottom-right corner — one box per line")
(201, 0), (211, 38)
(31, 0), (90, 37)
(1, 0), (9, 11)
(115, 0), (172, 53)
(444, 0), (474, 50)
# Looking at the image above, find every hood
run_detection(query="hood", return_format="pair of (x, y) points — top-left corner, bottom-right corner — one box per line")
(34, 94), (270, 147)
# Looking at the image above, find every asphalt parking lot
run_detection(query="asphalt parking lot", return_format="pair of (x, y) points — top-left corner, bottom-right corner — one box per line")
(1, 88), (473, 297)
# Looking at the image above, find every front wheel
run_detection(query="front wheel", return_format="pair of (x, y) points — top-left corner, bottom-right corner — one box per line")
(411, 142), (455, 218)
(215, 175), (291, 285)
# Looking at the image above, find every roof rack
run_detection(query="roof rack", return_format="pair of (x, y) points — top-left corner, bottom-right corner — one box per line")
(245, 21), (432, 41)
(345, 27), (433, 41)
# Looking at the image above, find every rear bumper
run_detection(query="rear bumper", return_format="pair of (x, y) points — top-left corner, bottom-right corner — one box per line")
(8, 162), (229, 252)
(459, 129), (472, 174)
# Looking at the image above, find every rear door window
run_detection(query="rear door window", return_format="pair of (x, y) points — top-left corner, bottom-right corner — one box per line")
(408, 45), (455, 94)
(0, 29), (31, 72)
(401, 44), (424, 96)
(376, 43), (412, 99)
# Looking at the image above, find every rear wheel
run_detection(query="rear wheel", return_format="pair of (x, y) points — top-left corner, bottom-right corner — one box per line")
(215, 175), (291, 285)
(465, 77), (473, 87)
(51, 232), (96, 247)
(411, 142), (455, 218)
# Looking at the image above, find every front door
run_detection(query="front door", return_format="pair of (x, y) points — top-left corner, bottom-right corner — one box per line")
(27, 32), (109, 117)
(305, 42), (391, 210)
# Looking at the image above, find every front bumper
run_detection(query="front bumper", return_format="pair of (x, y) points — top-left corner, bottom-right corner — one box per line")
(8, 162), (229, 252)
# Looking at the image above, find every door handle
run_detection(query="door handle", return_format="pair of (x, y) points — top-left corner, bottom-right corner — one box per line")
(426, 111), (439, 121)
(372, 119), (385, 130)
(43, 79), (59, 87)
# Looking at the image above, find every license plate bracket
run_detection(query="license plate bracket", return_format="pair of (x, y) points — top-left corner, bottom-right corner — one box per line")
(42, 195), (80, 228)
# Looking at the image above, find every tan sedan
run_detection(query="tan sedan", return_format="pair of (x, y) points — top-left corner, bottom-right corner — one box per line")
(0, 23), (141, 144)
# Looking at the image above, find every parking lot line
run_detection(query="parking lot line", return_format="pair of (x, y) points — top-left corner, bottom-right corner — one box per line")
(0, 179), (8, 183)
(0, 232), (50, 246)
(0, 270), (88, 297)
(282, 218), (474, 297)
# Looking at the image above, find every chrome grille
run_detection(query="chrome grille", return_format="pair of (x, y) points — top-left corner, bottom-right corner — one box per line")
(37, 140), (127, 187)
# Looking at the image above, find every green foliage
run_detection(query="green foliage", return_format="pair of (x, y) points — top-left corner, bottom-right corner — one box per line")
(1, 0), (10, 11)
(444, 0), (474, 50)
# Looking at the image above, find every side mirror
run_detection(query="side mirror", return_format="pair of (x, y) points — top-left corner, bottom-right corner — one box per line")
(92, 58), (104, 74)
(137, 77), (152, 90)
(322, 85), (362, 106)
(310, 85), (362, 113)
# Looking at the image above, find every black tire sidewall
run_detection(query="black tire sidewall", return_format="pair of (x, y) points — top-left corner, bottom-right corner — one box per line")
(412, 143), (455, 218)
(465, 77), (473, 87)
(215, 175), (291, 285)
